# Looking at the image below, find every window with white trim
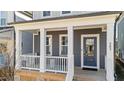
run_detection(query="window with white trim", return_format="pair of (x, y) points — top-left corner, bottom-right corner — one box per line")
(46, 35), (52, 55)
(43, 11), (51, 17)
(59, 35), (68, 56)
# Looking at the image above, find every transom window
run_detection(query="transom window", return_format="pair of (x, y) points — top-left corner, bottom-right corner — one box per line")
(62, 11), (71, 14)
(43, 11), (51, 17)
(59, 35), (68, 56)
(46, 35), (52, 55)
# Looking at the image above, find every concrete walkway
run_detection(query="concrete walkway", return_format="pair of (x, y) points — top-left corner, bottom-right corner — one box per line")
(74, 67), (106, 81)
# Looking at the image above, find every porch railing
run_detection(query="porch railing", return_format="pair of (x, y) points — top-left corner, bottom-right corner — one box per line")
(20, 55), (40, 70)
(45, 56), (68, 73)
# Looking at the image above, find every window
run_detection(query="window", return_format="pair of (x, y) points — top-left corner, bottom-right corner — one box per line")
(62, 11), (71, 14)
(43, 11), (51, 17)
(46, 35), (52, 55)
(85, 39), (94, 56)
(0, 18), (6, 26)
(59, 35), (68, 56)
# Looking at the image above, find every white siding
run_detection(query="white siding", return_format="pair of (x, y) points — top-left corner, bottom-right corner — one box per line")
(33, 11), (42, 20)
(6, 11), (14, 23)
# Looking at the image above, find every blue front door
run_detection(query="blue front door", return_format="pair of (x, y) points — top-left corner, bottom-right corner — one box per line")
(83, 37), (97, 68)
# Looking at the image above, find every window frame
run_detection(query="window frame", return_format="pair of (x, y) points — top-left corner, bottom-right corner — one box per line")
(59, 34), (68, 56)
(43, 11), (51, 17)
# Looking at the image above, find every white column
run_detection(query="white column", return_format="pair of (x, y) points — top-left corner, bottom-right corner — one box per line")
(15, 30), (21, 69)
(106, 23), (115, 81)
(66, 26), (74, 80)
(40, 28), (46, 72)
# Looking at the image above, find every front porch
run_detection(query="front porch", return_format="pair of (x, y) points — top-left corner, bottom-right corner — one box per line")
(15, 14), (117, 81)
(16, 27), (107, 81)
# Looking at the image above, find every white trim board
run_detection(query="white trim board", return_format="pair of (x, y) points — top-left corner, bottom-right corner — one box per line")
(81, 34), (100, 70)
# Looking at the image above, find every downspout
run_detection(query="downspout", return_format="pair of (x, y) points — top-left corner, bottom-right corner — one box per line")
(114, 12), (122, 80)
(13, 12), (16, 69)
(13, 27), (16, 69)
(12, 26), (16, 80)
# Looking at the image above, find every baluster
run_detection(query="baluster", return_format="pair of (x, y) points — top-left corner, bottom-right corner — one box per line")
(58, 58), (60, 71)
(47, 58), (48, 69)
(52, 58), (54, 70)
(55, 58), (59, 70)
(24, 56), (25, 67)
(26, 56), (28, 68)
(48, 58), (49, 70)
(54, 58), (56, 71)
(61, 58), (63, 71)
(29, 57), (30, 68)
(63, 58), (65, 71)
(60, 58), (62, 71)
(66, 58), (68, 71)
(49, 58), (50, 70)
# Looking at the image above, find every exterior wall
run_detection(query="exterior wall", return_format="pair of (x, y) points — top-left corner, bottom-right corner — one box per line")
(74, 28), (106, 69)
(33, 11), (42, 20)
(32, 11), (98, 20)
(22, 32), (33, 54)
(6, 11), (14, 23)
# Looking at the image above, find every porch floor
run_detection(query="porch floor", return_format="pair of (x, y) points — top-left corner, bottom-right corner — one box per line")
(74, 67), (106, 81)
(14, 70), (66, 81)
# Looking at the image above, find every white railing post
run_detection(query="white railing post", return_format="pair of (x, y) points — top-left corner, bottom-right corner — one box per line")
(66, 26), (74, 81)
(106, 23), (115, 81)
(40, 28), (46, 72)
(15, 30), (21, 70)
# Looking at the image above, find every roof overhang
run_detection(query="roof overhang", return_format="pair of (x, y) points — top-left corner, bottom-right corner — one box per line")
(9, 11), (121, 25)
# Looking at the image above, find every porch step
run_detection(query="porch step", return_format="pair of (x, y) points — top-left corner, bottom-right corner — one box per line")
(15, 70), (66, 81)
